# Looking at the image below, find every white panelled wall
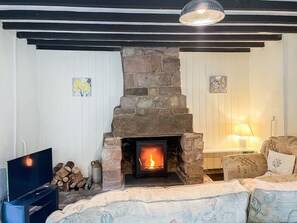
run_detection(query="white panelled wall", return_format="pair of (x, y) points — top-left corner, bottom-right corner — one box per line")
(180, 53), (250, 149)
(180, 53), (250, 169)
(37, 51), (123, 176)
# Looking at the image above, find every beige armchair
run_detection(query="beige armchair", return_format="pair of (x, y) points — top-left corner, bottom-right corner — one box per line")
(222, 136), (297, 181)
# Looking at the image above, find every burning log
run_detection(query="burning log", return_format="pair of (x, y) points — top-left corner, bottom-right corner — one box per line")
(51, 161), (86, 192)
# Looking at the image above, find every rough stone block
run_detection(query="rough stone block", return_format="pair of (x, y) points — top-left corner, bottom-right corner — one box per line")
(101, 148), (122, 161)
(145, 108), (160, 115)
(114, 107), (135, 115)
(163, 57), (180, 71)
(137, 73), (172, 87)
(135, 108), (146, 116)
(103, 133), (122, 147)
(172, 108), (189, 115)
(179, 161), (204, 176)
(158, 109), (172, 115)
(124, 73), (135, 88)
(150, 55), (162, 72)
(143, 49), (155, 55)
(180, 150), (203, 163)
(136, 97), (154, 108)
(159, 87), (181, 96)
(120, 96), (139, 108)
(112, 114), (193, 137)
(178, 95), (187, 108)
(176, 167), (203, 184)
(170, 96), (179, 107)
(180, 133), (204, 152)
(123, 56), (152, 73)
(102, 160), (121, 170)
(122, 48), (135, 57)
(125, 88), (148, 96)
(102, 169), (122, 182)
(171, 71), (181, 87)
(148, 87), (159, 96)
(153, 96), (170, 109)
(164, 48), (179, 57)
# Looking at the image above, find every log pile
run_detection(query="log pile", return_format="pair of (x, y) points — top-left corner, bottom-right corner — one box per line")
(51, 161), (86, 192)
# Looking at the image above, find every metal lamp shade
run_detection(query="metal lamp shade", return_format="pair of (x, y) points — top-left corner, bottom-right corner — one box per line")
(179, 0), (225, 26)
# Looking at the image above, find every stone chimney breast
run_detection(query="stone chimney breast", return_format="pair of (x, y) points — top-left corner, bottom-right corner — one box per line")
(112, 47), (193, 138)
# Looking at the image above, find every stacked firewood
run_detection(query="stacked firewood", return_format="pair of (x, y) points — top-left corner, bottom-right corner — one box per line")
(51, 161), (86, 192)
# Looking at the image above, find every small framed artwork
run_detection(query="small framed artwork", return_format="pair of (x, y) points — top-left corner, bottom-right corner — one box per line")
(72, 78), (92, 97)
(209, 76), (227, 93)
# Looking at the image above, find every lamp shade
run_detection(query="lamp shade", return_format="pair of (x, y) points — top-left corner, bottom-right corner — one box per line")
(179, 0), (225, 26)
(235, 124), (253, 137)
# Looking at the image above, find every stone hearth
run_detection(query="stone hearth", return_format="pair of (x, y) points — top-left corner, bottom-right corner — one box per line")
(101, 47), (204, 191)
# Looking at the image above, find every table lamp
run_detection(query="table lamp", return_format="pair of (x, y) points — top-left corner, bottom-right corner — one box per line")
(235, 124), (253, 148)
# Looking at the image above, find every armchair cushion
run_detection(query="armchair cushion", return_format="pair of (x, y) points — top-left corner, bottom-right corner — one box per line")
(267, 150), (296, 175)
(222, 153), (267, 181)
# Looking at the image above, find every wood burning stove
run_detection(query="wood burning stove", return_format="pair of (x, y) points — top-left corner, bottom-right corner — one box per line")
(135, 140), (167, 178)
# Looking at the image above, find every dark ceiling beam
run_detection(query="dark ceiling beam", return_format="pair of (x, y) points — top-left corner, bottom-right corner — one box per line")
(36, 45), (121, 51)
(1, 11), (297, 25)
(179, 48), (251, 53)
(17, 32), (282, 42)
(35, 45), (251, 53)
(4, 22), (297, 33)
(27, 39), (265, 48)
(0, 0), (296, 11)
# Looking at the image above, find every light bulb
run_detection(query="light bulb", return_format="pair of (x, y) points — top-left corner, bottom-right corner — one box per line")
(196, 8), (207, 14)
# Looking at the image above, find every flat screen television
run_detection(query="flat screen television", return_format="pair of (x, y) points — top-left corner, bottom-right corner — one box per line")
(6, 148), (53, 202)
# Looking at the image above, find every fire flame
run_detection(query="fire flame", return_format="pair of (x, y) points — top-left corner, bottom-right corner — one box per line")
(149, 153), (155, 168)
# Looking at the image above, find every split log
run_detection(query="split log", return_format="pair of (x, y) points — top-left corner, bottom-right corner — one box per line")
(62, 176), (69, 183)
(69, 171), (84, 188)
(57, 181), (64, 187)
(53, 162), (63, 175)
(62, 181), (71, 192)
(54, 175), (63, 181)
(56, 166), (70, 178)
(51, 179), (58, 185)
(76, 179), (86, 188)
(72, 166), (80, 174)
(64, 161), (75, 172)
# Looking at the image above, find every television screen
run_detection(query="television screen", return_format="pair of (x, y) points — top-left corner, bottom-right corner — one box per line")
(6, 148), (53, 201)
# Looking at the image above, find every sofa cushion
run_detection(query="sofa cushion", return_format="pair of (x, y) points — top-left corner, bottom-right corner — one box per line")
(241, 178), (297, 223)
(46, 180), (249, 223)
(267, 150), (296, 175)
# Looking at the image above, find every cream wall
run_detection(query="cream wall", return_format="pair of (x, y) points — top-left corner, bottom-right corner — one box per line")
(36, 51), (123, 176)
(249, 41), (285, 150)
(0, 29), (15, 217)
(283, 34), (297, 136)
(0, 27), (39, 220)
(180, 52), (250, 149)
(16, 39), (40, 156)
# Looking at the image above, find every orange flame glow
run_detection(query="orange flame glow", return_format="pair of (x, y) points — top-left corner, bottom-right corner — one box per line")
(25, 156), (33, 167)
(149, 153), (155, 168)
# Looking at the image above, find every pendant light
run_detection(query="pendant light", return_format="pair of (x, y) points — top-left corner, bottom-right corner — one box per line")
(179, 0), (225, 26)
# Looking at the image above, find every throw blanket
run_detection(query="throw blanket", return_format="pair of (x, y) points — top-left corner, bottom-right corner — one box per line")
(46, 180), (249, 223)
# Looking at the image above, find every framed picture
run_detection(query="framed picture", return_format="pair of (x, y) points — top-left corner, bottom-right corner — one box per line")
(209, 76), (227, 93)
(72, 78), (92, 97)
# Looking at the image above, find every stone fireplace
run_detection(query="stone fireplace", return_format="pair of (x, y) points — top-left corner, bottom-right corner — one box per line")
(101, 47), (204, 191)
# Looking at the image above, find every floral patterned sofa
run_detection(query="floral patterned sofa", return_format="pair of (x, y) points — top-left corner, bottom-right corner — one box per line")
(46, 180), (249, 223)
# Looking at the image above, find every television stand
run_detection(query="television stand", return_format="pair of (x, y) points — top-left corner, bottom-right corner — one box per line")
(2, 185), (58, 223)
